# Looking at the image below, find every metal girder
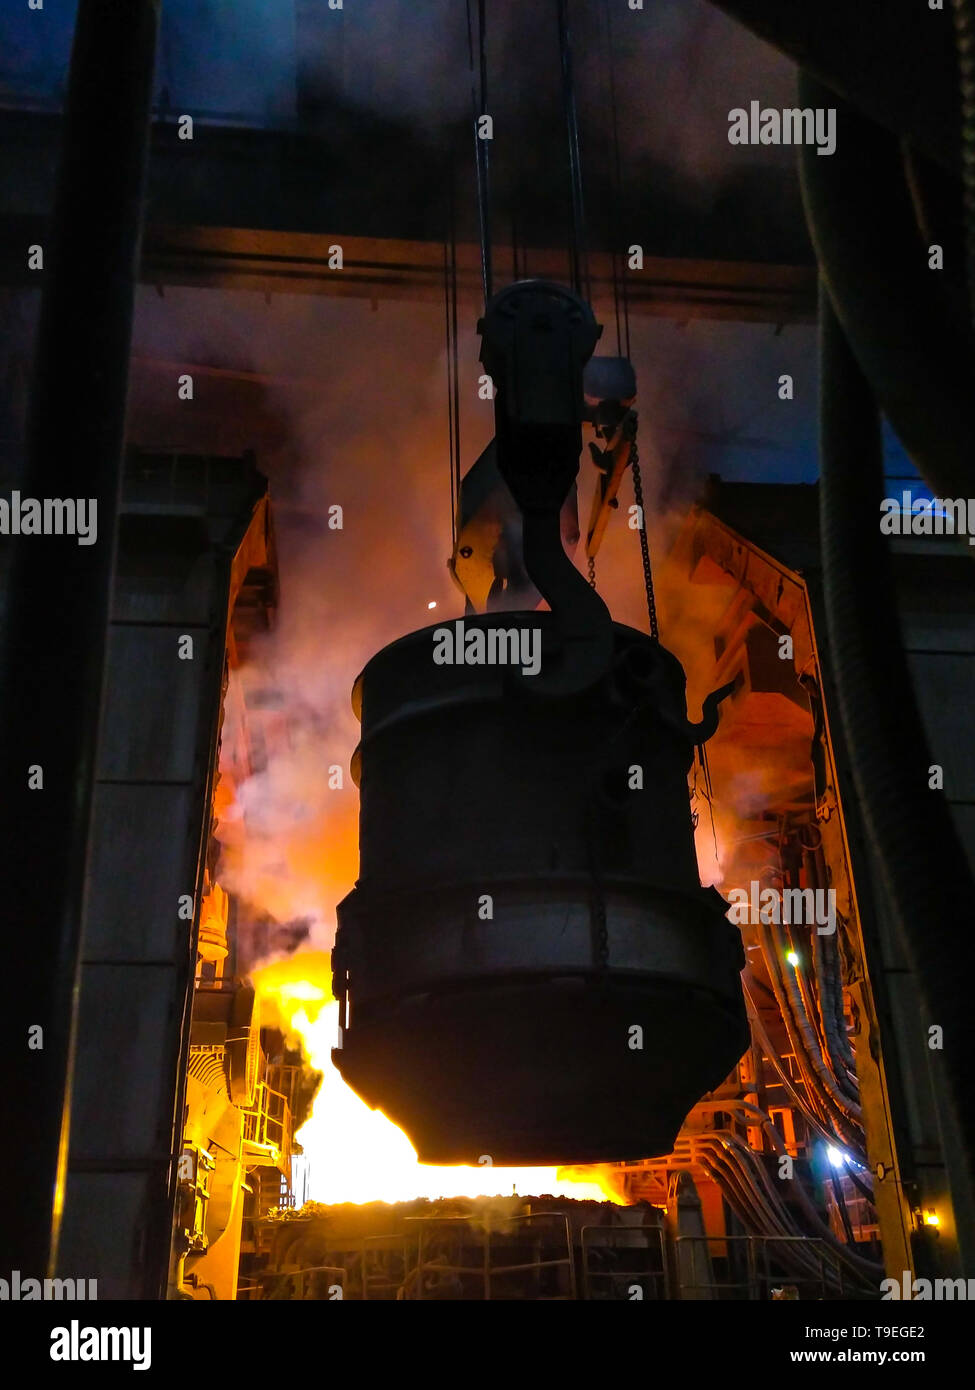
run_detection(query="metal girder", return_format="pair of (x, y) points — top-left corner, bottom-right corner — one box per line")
(1, 104), (815, 322)
(1, 214), (816, 321)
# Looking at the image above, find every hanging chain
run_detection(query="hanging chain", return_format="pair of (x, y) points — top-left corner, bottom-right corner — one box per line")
(629, 437), (659, 640)
(587, 553), (596, 588)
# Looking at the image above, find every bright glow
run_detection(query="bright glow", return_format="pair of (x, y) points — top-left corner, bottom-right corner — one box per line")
(252, 955), (627, 1207)
(786, 950), (799, 967)
(924, 1210), (941, 1228)
(827, 1145), (844, 1169)
(427, 601), (437, 609)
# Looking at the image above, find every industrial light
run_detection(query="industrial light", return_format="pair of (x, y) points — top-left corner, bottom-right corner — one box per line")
(427, 601), (437, 609)
(924, 1210), (941, 1228)
(786, 950), (800, 967)
(827, 1145), (845, 1169)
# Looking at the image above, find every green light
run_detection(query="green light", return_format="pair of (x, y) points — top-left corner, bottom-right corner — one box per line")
(786, 951), (799, 967)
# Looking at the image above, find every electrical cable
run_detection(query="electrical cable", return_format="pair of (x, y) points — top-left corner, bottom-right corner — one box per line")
(757, 913), (863, 1140)
(735, 1134), (880, 1281)
(841, 1159), (877, 1206)
(700, 1132), (882, 1284)
(699, 1098), (875, 1209)
(763, 919), (864, 1138)
(695, 1141), (851, 1291)
(806, 845), (859, 1089)
(743, 978), (857, 1154)
(830, 1169), (858, 1247)
(758, 852), (861, 1127)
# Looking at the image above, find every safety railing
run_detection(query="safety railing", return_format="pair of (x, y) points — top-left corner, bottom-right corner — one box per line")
(405, 1211), (577, 1301)
(242, 1080), (292, 1171)
(243, 1265), (347, 1301)
(673, 1235), (849, 1300)
(580, 1223), (669, 1300)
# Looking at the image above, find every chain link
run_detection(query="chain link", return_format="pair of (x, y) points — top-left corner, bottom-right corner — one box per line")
(630, 439), (660, 641)
(587, 553), (596, 588)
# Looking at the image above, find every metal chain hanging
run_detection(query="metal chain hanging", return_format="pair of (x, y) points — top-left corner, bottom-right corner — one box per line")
(587, 553), (596, 588)
(629, 436), (660, 641)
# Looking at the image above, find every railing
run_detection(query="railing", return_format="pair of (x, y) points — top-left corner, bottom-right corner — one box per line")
(244, 1266), (347, 1301)
(242, 1080), (292, 1172)
(360, 1234), (412, 1302)
(405, 1211), (577, 1301)
(580, 1224), (669, 1300)
(673, 1235), (850, 1300)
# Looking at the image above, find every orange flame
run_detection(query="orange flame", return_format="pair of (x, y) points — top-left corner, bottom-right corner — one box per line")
(251, 951), (627, 1206)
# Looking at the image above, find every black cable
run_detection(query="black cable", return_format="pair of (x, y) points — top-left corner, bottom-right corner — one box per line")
(465, 0), (493, 305)
(629, 440), (659, 640)
(829, 1170), (858, 1247)
(743, 981), (844, 1150)
(443, 173), (457, 551)
(842, 1160), (877, 1207)
(603, 0), (630, 358)
(557, 0), (589, 300)
(450, 170), (462, 529)
(953, 0), (975, 328)
(601, 0), (622, 354)
(477, 0), (493, 301)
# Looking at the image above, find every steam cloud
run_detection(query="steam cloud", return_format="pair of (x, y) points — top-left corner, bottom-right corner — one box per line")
(125, 277), (814, 959)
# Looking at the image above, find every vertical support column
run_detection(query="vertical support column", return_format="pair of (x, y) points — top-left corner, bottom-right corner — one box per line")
(0, 0), (160, 1276)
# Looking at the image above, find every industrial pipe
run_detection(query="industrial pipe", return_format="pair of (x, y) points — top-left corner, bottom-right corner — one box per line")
(799, 78), (975, 503)
(705, 0), (960, 173)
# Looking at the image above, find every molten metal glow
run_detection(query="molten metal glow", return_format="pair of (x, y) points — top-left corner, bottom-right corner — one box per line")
(252, 953), (627, 1206)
